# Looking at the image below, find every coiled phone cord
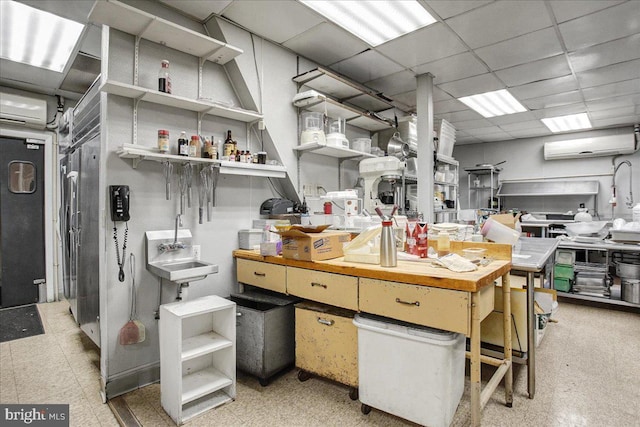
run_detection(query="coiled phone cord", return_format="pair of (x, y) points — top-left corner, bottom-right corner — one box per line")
(113, 222), (128, 282)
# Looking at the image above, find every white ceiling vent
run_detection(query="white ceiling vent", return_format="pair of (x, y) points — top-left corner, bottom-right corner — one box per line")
(544, 133), (637, 160)
(0, 92), (47, 129)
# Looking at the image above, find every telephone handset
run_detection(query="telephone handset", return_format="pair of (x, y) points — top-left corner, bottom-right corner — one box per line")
(110, 185), (130, 222)
(110, 185), (130, 282)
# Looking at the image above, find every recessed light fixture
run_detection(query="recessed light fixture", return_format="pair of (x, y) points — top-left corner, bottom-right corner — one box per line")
(300, 0), (437, 47)
(541, 113), (592, 132)
(458, 89), (527, 118)
(0, 0), (84, 73)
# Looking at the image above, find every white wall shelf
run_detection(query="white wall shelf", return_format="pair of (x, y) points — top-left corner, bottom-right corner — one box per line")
(293, 94), (391, 132)
(88, 0), (242, 64)
(117, 145), (287, 178)
(101, 80), (263, 122)
(160, 295), (236, 425)
(293, 142), (376, 160)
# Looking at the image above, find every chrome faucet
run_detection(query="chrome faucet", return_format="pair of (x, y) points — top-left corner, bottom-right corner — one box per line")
(158, 214), (187, 252)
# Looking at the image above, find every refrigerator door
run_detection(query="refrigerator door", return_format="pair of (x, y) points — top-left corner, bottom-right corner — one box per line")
(67, 149), (80, 322)
(77, 137), (101, 347)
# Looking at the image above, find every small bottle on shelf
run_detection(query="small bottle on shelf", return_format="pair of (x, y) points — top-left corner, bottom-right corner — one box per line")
(212, 138), (221, 160)
(188, 135), (200, 157)
(157, 129), (169, 153)
(158, 60), (171, 94)
(228, 150), (235, 162)
(178, 131), (188, 156)
(245, 150), (251, 163)
(239, 150), (246, 163)
(235, 150), (241, 162)
(223, 130), (234, 157)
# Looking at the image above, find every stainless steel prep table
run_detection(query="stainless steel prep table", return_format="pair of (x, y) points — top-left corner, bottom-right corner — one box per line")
(511, 237), (560, 399)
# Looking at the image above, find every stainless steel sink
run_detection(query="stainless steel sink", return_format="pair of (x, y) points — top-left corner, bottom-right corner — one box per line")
(148, 260), (218, 283)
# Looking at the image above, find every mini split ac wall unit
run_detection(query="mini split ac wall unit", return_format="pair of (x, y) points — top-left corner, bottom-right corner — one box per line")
(0, 92), (47, 129)
(544, 133), (637, 160)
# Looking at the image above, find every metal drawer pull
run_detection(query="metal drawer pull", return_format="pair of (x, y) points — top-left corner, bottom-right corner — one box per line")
(311, 282), (327, 288)
(317, 318), (334, 326)
(253, 271), (266, 277)
(236, 312), (242, 317)
(396, 298), (420, 307)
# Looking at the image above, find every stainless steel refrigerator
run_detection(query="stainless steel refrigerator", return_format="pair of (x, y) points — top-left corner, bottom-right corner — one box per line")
(60, 78), (101, 347)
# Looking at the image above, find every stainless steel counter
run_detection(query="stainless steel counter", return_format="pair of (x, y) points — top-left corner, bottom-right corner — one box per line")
(510, 237), (559, 400)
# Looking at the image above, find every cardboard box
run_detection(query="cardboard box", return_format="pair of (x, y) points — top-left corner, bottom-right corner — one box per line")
(489, 213), (522, 229)
(280, 229), (351, 261)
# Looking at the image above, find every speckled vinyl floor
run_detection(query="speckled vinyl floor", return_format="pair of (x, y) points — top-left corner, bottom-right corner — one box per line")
(1, 288), (638, 426)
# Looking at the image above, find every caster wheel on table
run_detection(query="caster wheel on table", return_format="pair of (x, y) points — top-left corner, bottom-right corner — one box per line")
(349, 387), (359, 401)
(297, 370), (311, 382)
(361, 404), (371, 415)
(259, 378), (270, 387)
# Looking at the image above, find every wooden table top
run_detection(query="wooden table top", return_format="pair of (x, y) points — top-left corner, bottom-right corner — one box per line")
(234, 249), (511, 293)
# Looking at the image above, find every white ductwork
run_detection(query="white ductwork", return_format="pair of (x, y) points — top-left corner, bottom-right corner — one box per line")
(0, 92), (47, 129)
(544, 133), (636, 160)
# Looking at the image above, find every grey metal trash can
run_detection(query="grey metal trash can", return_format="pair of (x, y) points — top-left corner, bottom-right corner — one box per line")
(230, 291), (298, 386)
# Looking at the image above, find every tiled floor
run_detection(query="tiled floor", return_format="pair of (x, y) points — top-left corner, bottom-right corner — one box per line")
(1, 291), (639, 426)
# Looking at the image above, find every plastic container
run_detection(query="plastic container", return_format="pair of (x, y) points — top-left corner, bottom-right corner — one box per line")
(238, 229), (263, 250)
(351, 138), (371, 153)
(554, 264), (574, 279)
(554, 277), (572, 292)
(462, 247), (486, 261)
(481, 218), (520, 245)
(354, 314), (465, 427)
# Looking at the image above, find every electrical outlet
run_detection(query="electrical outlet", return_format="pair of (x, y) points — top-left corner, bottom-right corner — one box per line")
(192, 245), (201, 260)
(258, 120), (265, 130)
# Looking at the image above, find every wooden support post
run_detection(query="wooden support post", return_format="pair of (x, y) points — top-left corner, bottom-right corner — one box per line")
(470, 292), (482, 426)
(502, 273), (514, 407)
(480, 362), (511, 409)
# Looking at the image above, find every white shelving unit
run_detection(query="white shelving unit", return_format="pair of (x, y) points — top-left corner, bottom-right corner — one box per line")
(101, 80), (262, 122)
(117, 144), (287, 178)
(465, 165), (501, 211)
(160, 295), (236, 425)
(434, 154), (459, 222)
(293, 142), (376, 160)
(88, 0), (241, 64)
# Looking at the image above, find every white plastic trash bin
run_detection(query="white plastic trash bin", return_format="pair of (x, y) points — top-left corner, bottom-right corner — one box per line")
(353, 314), (465, 427)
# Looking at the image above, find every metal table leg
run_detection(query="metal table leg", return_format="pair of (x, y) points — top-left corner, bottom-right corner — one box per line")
(527, 271), (536, 399)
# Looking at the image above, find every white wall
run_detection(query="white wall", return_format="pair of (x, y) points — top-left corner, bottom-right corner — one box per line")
(453, 127), (639, 220)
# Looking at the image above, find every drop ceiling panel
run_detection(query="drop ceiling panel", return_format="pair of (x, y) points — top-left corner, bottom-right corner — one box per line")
(549, 0), (625, 24)
(474, 28), (563, 70)
(592, 115), (640, 128)
(590, 106), (637, 120)
(576, 59), (640, 88)
(437, 109), (483, 123)
(509, 75), (579, 100)
(582, 79), (640, 101)
(331, 51), (405, 85)
(487, 111), (538, 126)
(452, 118), (494, 130)
(558, 2), (640, 51)
(499, 120), (549, 132)
(283, 23), (368, 66)
(477, 132), (514, 142)
(413, 52), (488, 84)
(445, 1), (553, 49)
(531, 102), (588, 119)
(506, 128), (552, 138)
(586, 94), (640, 111)
(437, 73), (504, 98)
(568, 34), (640, 73)
(365, 71), (417, 97)
(392, 91), (416, 109)
(433, 98), (469, 114)
(222, 1), (322, 44)
(160, 0), (232, 19)
(466, 126), (505, 136)
(424, 0), (492, 19)
(375, 23), (467, 68)
(522, 90), (584, 110)
(495, 55), (572, 87)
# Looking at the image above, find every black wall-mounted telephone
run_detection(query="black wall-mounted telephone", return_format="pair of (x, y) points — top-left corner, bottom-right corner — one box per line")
(110, 185), (130, 222)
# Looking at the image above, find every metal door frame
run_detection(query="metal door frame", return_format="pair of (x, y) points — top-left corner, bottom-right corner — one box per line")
(0, 126), (56, 302)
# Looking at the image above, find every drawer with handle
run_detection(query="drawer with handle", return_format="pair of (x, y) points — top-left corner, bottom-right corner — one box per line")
(237, 259), (286, 293)
(359, 278), (471, 335)
(287, 267), (358, 311)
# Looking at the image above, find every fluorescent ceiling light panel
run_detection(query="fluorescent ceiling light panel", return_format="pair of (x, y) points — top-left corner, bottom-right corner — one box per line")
(0, 1), (84, 72)
(300, 0), (437, 47)
(541, 113), (592, 132)
(458, 89), (527, 118)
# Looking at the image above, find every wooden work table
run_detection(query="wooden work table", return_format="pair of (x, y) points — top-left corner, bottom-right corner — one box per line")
(233, 241), (513, 426)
